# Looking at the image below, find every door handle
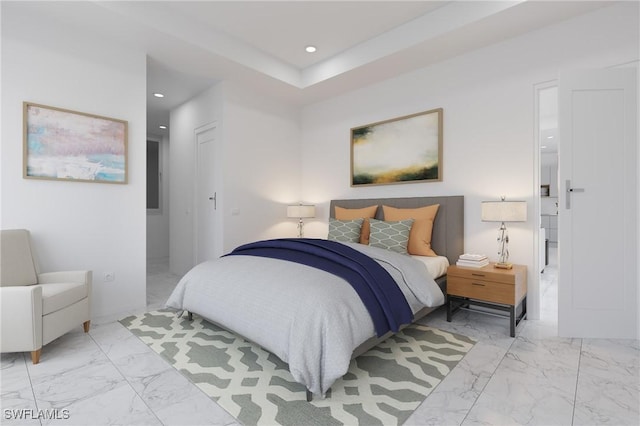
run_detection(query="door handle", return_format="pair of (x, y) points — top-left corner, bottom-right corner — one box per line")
(208, 192), (217, 210)
(565, 180), (585, 209)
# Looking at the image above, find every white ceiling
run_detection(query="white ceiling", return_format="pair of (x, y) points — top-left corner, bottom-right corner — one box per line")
(164, 1), (447, 69)
(5, 1), (614, 136)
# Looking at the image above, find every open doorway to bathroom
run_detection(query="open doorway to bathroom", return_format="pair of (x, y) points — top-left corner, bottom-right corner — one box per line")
(146, 137), (178, 309)
(537, 84), (559, 323)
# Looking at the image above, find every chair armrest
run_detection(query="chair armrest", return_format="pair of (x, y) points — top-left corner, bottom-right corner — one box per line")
(0, 286), (43, 352)
(38, 270), (92, 285)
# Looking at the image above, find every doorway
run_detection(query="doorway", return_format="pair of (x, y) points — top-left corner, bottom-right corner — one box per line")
(557, 68), (637, 338)
(146, 136), (177, 309)
(536, 68), (637, 337)
(536, 83), (559, 323)
(194, 122), (222, 264)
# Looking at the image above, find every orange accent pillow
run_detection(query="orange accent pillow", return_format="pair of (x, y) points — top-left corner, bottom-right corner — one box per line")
(334, 205), (378, 245)
(382, 204), (440, 256)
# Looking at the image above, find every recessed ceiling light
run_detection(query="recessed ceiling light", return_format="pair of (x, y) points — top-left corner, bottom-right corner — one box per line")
(547, 135), (554, 139)
(305, 45), (317, 53)
(153, 93), (164, 98)
(159, 125), (167, 130)
(541, 145), (548, 149)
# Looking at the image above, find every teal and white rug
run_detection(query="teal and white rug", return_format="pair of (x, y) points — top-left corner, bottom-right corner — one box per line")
(120, 310), (474, 426)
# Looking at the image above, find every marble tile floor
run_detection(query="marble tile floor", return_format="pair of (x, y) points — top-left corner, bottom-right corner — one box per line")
(2, 248), (638, 425)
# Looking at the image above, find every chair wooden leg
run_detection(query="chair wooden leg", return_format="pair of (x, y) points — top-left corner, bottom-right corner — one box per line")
(31, 349), (41, 364)
(83, 320), (91, 333)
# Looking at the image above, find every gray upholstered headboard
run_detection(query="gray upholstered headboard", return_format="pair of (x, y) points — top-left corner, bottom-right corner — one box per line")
(329, 196), (464, 265)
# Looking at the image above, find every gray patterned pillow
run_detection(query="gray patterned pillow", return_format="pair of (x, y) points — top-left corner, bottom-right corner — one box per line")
(369, 218), (414, 254)
(327, 218), (364, 243)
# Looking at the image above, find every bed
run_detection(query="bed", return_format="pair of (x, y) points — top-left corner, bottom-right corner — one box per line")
(166, 195), (464, 398)
(330, 196), (464, 358)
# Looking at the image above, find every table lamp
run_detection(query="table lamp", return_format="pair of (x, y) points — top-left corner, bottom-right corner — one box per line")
(481, 197), (527, 269)
(287, 204), (315, 238)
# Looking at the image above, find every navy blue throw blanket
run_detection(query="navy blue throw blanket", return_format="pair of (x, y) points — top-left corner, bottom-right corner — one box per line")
(225, 238), (413, 337)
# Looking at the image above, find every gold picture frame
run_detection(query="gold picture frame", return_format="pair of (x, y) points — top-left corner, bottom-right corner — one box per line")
(350, 108), (443, 186)
(23, 102), (128, 184)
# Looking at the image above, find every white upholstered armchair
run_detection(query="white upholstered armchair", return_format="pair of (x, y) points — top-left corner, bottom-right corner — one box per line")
(0, 229), (92, 364)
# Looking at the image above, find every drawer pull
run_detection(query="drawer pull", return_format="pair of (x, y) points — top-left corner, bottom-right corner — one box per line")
(471, 273), (485, 277)
(472, 282), (485, 287)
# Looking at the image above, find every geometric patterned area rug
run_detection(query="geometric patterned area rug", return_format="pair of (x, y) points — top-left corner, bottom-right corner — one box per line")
(119, 310), (475, 426)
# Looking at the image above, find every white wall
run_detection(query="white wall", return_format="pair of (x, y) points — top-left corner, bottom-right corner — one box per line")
(221, 83), (302, 251)
(300, 2), (639, 320)
(3, 2), (635, 323)
(1, 8), (147, 319)
(169, 82), (301, 275)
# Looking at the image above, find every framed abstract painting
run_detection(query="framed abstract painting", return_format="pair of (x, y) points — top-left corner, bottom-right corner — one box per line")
(23, 102), (128, 184)
(351, 108), (443, 186)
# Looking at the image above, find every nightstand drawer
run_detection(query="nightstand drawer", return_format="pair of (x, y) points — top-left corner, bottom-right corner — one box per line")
(448, 276), (515, 305)
(447, 267), (515, 285)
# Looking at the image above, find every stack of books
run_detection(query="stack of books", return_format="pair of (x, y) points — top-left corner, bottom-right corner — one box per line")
(456, 253), (489, 268)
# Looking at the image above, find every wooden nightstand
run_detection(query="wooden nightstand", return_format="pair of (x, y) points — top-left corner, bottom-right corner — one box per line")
(446, 263), (527, 337)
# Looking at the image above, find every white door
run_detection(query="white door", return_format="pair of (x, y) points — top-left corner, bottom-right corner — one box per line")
(194, 122), (219, 264)
(558, 68), (638, 338)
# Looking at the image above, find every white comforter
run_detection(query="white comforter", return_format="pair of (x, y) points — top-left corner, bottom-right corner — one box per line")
(165, 241), (444, 396)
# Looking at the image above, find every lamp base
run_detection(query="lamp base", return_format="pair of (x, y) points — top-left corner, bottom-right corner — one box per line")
(494, 262), (513, 270)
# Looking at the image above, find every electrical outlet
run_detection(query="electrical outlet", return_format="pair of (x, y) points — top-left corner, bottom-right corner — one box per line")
(104, 272), (115, 282)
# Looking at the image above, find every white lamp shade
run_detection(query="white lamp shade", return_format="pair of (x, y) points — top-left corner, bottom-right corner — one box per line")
(481, 200), (527, 222)
(287, 204), (315, 219)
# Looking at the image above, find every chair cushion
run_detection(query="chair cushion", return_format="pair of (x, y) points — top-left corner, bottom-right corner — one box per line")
(40, 282), (89, 315)
(1, 229), (38, 287)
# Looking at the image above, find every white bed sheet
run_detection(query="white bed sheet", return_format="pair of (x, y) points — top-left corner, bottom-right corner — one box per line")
(411, 255), (450, 279)
(166, 242), (444, 397)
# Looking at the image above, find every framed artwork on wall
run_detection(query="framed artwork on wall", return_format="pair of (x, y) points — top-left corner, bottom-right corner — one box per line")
(350, 108), (443, 186)
(23, 102), (128, 184)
